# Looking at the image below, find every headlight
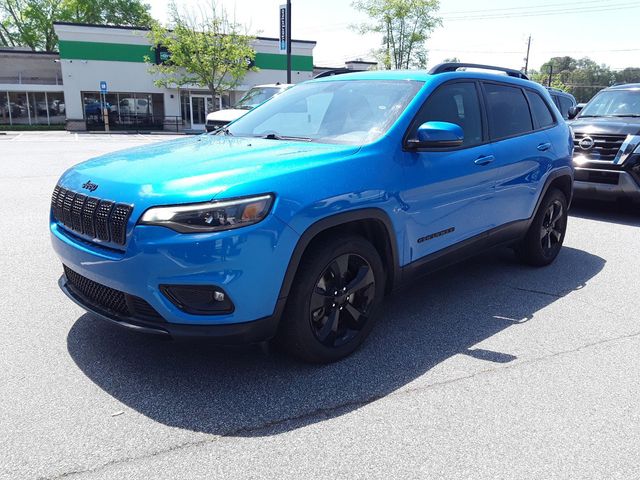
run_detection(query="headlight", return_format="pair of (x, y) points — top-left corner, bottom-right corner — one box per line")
(139, 194), (274, 233)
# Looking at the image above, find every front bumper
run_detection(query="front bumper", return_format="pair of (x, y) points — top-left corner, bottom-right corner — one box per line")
(574, 167), (640, 201)
(51, 213), (299, 338)
(59, 275), (283, 342)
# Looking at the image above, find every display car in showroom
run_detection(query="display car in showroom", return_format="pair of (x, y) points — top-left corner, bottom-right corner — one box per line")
(50, 63), (573, 363)
(205, 83), (292, 132)
(569, 83), (640, 202)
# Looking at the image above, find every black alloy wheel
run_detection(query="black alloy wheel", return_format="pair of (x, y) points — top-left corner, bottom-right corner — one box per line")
(277, 234), (385, 363)
(540, 199), (564, 257)
(309, 253), (376, 348)
(516, 188), (568, 267)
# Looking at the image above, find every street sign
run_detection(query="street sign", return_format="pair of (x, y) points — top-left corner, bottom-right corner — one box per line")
(279, 4), (287, 54)
(99, 81), (107, 94)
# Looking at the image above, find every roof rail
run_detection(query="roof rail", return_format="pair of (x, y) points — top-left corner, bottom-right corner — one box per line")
(429, 62), (529, 80)
(313, 68), (353, 79)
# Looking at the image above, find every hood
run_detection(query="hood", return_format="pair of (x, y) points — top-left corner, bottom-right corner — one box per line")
(58, 135), (360, 209)
(570, 116), (640, 136)
(206, 109), (248, 123)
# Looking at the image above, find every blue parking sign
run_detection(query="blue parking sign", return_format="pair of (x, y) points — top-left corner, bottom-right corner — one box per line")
(100, 81), (107, 93)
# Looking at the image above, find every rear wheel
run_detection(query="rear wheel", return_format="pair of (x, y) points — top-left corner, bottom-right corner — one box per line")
(278, 234), (385, 363)
(516, 188), (568, 266)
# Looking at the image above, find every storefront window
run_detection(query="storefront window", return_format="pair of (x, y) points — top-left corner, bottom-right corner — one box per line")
(29, 92), (49, 125)
(82, 91), (165, 130)
(8, 92), (30, 125)
(47, 92), (65, 124)
(0, 93), (9, 125)
(180, 91), (191, 128)
(0, 91), (64, 126)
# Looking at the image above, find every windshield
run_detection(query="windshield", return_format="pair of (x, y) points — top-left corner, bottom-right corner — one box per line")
(225, 79), (423, 145)
(580, 89), (640, 117)
(234, 87), (282, 110)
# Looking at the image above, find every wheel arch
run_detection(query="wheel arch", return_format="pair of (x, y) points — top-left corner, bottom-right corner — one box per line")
(278, 208), (401, 302)
(532, 167), (574, 220)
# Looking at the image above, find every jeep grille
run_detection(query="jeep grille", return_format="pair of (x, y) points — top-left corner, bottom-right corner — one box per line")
(51, 185), (133, 246)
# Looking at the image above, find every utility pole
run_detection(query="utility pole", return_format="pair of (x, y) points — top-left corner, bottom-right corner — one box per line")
(524, 35), (531, 75)
(548, 64), (553, 87)
(286, 0), (292, 83)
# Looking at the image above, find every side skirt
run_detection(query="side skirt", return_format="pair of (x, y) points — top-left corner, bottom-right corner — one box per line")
(397, 219), (530, 288)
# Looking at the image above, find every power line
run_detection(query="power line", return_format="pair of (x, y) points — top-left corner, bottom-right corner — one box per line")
(440, 0), (605, 16)
(443, 2), (639, 21)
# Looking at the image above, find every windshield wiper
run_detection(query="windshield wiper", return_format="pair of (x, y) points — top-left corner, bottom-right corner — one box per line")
(261, 133), (313, 142)
(610, 114), (640, 117)
(215, 127), (233, 136)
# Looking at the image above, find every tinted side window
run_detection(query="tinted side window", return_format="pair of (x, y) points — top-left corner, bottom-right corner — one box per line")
(551, 94), (561, 108)
(410, 82), (483, 147)
(559, 97), (574, 119)
(526, 90), (555, 128)
(484, 83), (533, 139)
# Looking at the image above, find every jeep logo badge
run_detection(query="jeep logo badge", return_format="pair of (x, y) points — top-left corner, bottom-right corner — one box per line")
(82, 180), (99, 192)
(579, 136), (595, 150)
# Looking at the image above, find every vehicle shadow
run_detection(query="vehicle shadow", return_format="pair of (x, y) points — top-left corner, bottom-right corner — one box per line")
(67, 246), (605, 437)
(570, 199), (640, 227)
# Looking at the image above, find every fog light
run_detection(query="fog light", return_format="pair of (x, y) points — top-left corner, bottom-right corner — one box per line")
(160, 285), (234, 315)
(213, 291), (225, 302)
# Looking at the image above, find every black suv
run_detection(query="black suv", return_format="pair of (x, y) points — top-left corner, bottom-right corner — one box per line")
(569, 83), (640, 202)
(547, 87), (576, 120)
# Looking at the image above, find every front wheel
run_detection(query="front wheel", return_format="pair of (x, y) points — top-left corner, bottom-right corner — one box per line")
(515, 188), (568, 266)
(277, 234), (386, 363)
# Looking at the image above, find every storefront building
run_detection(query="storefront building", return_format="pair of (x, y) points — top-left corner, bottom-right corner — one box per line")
(0, 48), (65, 128)
(53, 22), (316, 131)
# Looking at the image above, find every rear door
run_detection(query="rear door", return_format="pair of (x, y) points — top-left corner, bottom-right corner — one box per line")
(483, 82), (558, 223)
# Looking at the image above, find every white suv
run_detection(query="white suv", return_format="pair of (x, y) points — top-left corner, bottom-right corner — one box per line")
(205, 83), (292, 132)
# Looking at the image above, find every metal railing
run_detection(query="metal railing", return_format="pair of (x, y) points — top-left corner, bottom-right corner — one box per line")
(0, 75), (63, 85)
(85, 113), (185, 133)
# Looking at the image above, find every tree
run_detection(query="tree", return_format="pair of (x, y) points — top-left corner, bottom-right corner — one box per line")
(0, 0), (152, 51)
(529, 56), (620, 102)
(147, 1), (256, 111)
(614, 67), (640, 85)
(352, 0), (441, 70)
(60, 0), (152, 26)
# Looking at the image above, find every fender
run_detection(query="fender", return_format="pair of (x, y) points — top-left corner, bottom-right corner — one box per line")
(528, 166), (574, 227)
(276, 208), (402, 303)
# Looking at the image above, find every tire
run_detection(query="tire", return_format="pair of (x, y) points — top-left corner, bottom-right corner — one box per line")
(515, 188), (568, 267)
(277, 234), (386, 363)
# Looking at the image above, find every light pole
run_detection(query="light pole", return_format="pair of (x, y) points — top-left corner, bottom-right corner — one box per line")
(286, 0), (292, 83)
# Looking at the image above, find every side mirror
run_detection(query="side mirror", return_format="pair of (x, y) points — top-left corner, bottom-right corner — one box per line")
(567, 106), (578, 119)
(407, 121), (464, 149)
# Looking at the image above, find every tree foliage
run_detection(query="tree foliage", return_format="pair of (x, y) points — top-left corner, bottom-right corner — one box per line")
(530, 56), (640, 102)
(0, 0), (152, 51)
(352, 0), (441, 70)
(147, 1), (256, 110)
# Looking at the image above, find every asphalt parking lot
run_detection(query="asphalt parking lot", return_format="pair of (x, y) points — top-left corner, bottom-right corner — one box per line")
(1, 131), (639, 479)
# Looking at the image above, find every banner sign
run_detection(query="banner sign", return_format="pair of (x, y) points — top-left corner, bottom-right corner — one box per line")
(279, 4), (287, 53)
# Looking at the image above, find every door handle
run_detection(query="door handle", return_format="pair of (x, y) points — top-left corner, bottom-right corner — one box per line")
(474, 155), (495, 166)
(537, 142), (551, 151)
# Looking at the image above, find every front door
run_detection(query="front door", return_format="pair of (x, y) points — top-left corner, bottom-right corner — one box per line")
(190, 94), (213, 130)
(401, 81), (498, 263)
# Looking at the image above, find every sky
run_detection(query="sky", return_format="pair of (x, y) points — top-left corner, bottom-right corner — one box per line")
(146, 0), (640, 72)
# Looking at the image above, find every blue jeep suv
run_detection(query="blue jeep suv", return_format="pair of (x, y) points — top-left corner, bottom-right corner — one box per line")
(50, 63), (573, 362)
